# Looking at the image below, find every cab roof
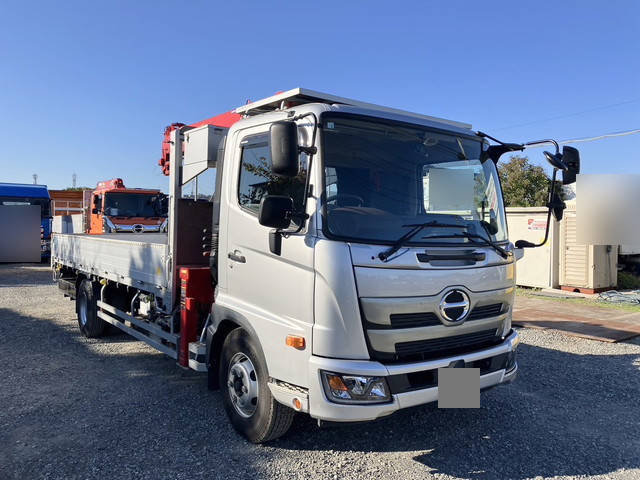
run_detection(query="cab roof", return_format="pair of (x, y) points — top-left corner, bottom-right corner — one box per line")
(234, 87), (471, 130)
(0, 183), (50, 199)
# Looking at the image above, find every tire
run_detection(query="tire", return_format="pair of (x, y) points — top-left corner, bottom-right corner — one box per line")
(76, 279), (106, 338)
(219, 328), (295, 443)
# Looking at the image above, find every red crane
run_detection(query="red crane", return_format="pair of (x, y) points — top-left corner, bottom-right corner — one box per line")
(158, 111), (242, 176)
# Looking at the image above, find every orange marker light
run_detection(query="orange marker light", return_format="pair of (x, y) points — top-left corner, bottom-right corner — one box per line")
(285, 335), (306, 350)
(327, 374), (348, 391)
(292, 398), (302, 410)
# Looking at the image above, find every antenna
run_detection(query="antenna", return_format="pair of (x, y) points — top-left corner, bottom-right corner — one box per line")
(32, 174), (38, 185)
(72, 173), (77, 189)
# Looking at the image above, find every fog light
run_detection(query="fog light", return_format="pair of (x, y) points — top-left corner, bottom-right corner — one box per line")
(321, 371), (391, 404)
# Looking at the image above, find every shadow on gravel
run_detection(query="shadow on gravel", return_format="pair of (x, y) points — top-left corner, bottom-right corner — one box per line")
(0, 307), (263, 480)
(275, 341), (640, 479)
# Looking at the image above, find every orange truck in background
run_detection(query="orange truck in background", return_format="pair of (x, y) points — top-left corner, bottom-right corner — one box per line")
(89, 179), (167, 234)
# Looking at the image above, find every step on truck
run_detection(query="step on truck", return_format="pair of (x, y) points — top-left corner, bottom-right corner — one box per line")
(51, 88), (580, 442)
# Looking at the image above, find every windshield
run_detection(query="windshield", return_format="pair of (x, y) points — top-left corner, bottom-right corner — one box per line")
(0, 196), (51, 218)
(321, 115), (508, 245)
(103, 192), (167, 218)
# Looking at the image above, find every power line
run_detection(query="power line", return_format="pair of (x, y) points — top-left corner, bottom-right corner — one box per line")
(490, 98), (640, 131)
(518, 128), (640, 149)
(559, 128), (640, 145)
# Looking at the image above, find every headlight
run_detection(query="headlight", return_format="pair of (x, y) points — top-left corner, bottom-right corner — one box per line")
(321, 371), (391, 404)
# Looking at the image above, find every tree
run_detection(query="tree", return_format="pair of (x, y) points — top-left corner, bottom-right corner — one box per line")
(241, 155), (308, 210)
(498, 156), (550, 207)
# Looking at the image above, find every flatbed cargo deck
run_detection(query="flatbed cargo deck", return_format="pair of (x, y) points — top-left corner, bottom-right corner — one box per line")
(52, 232), (169, 300)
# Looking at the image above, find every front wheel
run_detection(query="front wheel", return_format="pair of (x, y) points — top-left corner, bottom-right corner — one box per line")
(219, 328), (294, 443)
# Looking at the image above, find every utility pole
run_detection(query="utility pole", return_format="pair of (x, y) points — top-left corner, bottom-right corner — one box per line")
(72, 173), (77, 189)
(32, 174), (38, 185)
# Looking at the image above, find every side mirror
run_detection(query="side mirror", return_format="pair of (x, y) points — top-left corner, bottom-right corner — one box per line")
(553, 207), (564, 222)
(543, 151), (567, 170)
(516, 239), (536, 248)
(550, 188), (565, 221)
(552, 207), (564, 221)
(561, 146), (580, 185)
(258, 195), (293, 230)
(270, 121), (299, 177)
(552, 204), (564, 221)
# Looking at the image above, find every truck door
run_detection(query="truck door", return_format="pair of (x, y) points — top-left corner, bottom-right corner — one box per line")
(89, 194), (103, 234)
(220, 128), (314, 382)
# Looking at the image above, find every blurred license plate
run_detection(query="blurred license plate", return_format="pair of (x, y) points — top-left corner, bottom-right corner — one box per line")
(437, 367), (480, 408)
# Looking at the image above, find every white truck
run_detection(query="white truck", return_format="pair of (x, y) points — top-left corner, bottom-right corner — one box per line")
(51, 88), (580, 442)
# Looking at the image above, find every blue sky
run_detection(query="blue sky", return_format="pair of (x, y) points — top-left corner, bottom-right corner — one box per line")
(1, 0), (638, 191)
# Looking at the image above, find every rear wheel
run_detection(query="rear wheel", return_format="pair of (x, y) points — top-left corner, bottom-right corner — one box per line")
(219, 328), (294, 443)
(77, 279), (106, 338)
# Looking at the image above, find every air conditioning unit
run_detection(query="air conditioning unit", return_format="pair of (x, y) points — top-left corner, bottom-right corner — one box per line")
(559, 208), (617, 293)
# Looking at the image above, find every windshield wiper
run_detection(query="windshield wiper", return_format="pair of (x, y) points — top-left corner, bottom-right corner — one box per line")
(421, 232), (509, 259)
(378, 221), (467, 262)
(463, 231), (509, 258)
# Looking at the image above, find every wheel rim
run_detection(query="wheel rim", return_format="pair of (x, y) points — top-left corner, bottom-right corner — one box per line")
(78, 292), (88, 326)
(227, 352), (259, 418)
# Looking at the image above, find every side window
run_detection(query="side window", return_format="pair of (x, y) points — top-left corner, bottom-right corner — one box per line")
(237, 135), (307, 217)
(93, 195), (101, 213)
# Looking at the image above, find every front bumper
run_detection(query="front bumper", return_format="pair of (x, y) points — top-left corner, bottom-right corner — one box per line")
(305, 330), (519, 422)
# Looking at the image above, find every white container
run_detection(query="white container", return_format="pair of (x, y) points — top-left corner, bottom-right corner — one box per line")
(506, 207), (560, 288)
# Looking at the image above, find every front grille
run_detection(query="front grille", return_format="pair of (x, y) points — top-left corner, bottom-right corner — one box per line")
(389, 312), (440, 328)
(468, 303), (503, 320)
(392, 329), (500, 362)
(384, 303), (503, 329)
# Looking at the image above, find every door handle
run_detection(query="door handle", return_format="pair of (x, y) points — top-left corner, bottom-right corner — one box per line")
(228, 251), (246, 263)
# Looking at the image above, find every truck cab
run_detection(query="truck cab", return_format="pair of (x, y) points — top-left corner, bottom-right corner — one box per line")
(88, 178), (167, 234)
(204, 93), (519, 430)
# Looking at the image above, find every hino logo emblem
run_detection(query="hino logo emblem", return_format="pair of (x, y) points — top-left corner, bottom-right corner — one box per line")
(132, 224), (144, 233)
(439, 289), (470, 325)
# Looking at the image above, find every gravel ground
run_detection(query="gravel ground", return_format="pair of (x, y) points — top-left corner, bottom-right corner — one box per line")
(1, 264), (639, 480)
